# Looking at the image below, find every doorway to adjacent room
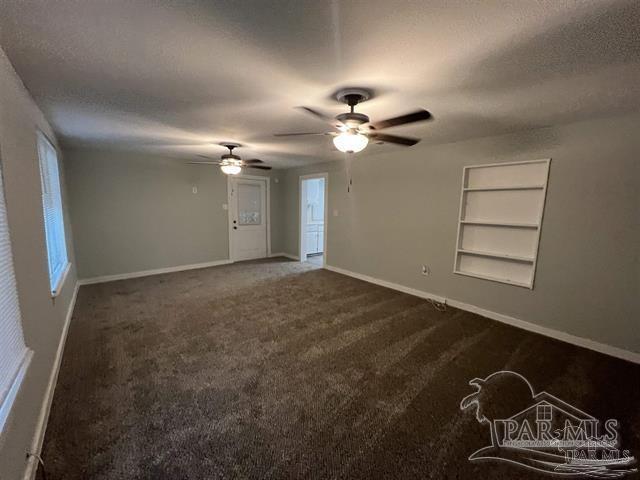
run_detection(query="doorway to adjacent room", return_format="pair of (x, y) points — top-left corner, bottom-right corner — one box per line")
(299, 173), (327, 267)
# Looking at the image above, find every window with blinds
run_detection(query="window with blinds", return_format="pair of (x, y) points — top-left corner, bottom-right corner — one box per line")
(0, 157), (31, 431)
(36, 132), (69, 296)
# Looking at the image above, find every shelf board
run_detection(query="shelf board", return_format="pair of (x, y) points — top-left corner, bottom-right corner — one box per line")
(463, 185), (545, 192)
(457, 248), (534, 263)
(460, 220), (539, 228)
(454, 269), (532, 289)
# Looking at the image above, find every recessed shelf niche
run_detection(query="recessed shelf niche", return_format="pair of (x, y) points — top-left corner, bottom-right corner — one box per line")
(453, 159), (551, 289)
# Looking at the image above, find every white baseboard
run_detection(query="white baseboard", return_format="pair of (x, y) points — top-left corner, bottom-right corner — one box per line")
(78, 259), (233, 286)
(23, 281), (79, 480)
(269, 252), (300, 261)
(324, 264), (640, 365)
(325, 265), (447, 304)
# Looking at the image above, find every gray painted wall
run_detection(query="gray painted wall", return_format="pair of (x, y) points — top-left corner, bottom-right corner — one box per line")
(0, 49), (78, 479)
(64, 149), (285, 279)
(281, 113), (640, 354)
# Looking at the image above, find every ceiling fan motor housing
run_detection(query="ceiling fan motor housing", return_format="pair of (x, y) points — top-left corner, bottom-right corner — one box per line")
(219, 142), (242, 163)
(335, 88), (373, 129)
(336, 112), (370, 129)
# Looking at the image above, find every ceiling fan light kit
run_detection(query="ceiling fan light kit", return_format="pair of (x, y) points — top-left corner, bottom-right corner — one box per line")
(275, 87), (433, 154)
(333, 131), (369, 153)
(220, 163), (242, 175)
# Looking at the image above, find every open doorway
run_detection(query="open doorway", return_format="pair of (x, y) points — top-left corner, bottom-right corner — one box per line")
(300, 173), (327, 267)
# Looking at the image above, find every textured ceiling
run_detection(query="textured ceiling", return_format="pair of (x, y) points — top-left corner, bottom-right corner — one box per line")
(1, 0), (639, 168)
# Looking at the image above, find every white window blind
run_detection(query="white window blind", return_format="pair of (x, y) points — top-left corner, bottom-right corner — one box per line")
(0, 157), (31, 430)
(36, 133), (69, 295)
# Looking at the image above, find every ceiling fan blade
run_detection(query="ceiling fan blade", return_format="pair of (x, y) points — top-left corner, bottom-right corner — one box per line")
(246, 165), (272, 170)
(297, 106), (339, 125)
(369, 109), (432, 130)
(242, 159), (264, 164)
(368, 133), (420, 146)
(188, 161), (221, 165)
(274, 132), (328, 137)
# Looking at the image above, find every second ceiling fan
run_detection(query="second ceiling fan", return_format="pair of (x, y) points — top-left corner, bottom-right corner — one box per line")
(275, 88), (433, 153)
(189, 143), (272, 175)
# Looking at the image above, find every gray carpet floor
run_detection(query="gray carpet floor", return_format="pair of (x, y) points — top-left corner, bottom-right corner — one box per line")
(42, 258), (640, 479)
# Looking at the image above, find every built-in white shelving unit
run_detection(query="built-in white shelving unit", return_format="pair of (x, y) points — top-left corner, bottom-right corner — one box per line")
(463, 185), (545, 192)
(453, 159), (551, 289)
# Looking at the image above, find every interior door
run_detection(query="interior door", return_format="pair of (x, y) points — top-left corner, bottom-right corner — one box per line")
(230, 177), (267, 261)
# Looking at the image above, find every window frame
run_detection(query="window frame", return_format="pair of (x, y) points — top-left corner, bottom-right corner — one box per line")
(36, 131), (70, 297)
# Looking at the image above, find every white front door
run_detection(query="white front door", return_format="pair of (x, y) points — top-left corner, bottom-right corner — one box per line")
(230, 177), (267, 261)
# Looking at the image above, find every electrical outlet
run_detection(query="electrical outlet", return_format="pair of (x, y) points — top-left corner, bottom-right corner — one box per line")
(421, 265), (431, 276)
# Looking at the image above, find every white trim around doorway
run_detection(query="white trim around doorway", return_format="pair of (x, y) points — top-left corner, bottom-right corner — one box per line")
(299, 173), (328, 268)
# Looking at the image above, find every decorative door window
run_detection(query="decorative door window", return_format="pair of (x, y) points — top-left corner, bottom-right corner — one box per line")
(238, 183), (262, 225)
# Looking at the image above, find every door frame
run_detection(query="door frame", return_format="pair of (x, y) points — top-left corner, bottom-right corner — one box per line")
(299, 173), (328, 267)
(227, 174), (271, 262)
